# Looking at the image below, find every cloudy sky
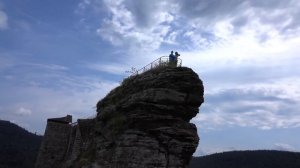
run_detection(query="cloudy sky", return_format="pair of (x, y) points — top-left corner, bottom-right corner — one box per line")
(1, 0), (300, 155)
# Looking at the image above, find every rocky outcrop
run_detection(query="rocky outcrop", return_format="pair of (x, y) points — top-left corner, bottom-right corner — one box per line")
(79, 67), (204, 168)
(36, 66), (204, 168)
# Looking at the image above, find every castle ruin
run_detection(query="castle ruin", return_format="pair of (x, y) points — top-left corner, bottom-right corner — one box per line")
(35, 115), (94, 168)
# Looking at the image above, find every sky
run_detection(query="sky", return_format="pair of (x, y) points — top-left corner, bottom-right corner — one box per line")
(0, 0), (300, 156)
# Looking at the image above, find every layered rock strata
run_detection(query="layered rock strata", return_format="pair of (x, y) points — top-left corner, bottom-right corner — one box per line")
(36, 67), (204, 168)
(89, 67), (204, 168)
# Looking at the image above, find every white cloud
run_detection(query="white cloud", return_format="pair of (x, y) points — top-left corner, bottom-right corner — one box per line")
(180, 30), (300, 91)
(93, 0), (178, 53)
(0, 78), (119, 133)
(0, 58), (120, 133)
(78, 0), (300, 55)
(192, 82), (300, 131)
(274, 143), (295, 151)
(0, 10), (8, 29)
(75, 0), (300, 81)
(22, 63), (69, 71)
(87, 62), (128, 75)
(15, 107), (32, 116)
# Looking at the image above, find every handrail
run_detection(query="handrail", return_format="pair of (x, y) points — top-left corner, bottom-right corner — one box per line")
(133, 56), (182, 75)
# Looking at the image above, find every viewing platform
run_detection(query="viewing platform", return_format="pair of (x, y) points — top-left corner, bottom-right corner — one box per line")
(131, 56), (182, 75)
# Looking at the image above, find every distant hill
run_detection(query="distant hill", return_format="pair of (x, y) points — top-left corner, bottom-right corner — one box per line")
(190, 150), (300, 168)
(0, 120), (42, 168)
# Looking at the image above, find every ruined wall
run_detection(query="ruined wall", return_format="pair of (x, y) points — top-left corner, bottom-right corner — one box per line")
(64, 119), (95, 167)
(36, 117), (95, 168)
(35, 116), (72, 168)
(64, 125), (78, 166)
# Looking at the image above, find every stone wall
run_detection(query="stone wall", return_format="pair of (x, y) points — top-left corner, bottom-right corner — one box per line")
(35, 119), (72, 168)
(36, 116), (95, 168)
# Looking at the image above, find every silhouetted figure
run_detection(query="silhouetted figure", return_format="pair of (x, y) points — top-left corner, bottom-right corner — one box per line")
(169, 51), (176, 67)
(175, 52), (180, 66)
(169, 51), (175, 61)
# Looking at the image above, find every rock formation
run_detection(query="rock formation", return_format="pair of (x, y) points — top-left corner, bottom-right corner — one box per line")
(35, 66), (204, 168)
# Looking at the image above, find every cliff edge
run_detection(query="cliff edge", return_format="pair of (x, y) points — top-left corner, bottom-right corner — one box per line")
(36, 66), (204, 168)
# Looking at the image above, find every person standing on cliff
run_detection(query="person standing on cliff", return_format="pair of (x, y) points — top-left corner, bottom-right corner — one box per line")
(169, 51), (175, 67)
(175, 51), (180, 67)
(169, 51), (175, 61)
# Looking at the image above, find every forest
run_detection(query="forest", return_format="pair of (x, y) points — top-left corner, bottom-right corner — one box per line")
(0, 120), (42, 168)
(189, 150), (300, 168)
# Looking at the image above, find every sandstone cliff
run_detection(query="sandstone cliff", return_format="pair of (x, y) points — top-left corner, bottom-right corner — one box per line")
(36, 66), (204, 168)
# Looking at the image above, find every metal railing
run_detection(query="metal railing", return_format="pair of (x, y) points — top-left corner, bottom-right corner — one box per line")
(133, 56), (182, 75)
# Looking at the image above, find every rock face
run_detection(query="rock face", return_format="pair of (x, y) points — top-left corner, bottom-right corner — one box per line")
(35, 66), (204, 168)
(89, 67), (204, 168)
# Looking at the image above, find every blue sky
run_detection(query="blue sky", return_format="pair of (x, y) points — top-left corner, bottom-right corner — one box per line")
(1, 0), (300, 156)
